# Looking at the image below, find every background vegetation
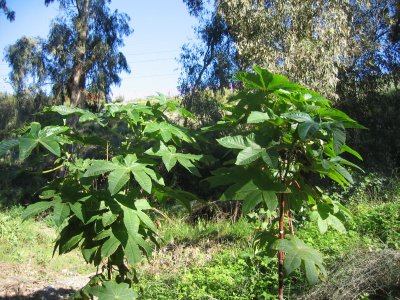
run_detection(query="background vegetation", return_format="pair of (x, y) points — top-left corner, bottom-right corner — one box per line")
(0, 0), (399, 299)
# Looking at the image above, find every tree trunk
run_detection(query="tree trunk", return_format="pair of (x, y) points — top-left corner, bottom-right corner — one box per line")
(68, 0), (90, 108)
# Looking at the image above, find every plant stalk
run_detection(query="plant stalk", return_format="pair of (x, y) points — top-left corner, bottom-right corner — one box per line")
(278, 192), (285, 300)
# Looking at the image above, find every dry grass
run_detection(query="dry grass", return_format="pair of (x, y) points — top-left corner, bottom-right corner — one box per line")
(303, 248), (400, 300)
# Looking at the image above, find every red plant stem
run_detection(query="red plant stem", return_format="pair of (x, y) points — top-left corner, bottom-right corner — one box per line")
(278, 193), (285, 300)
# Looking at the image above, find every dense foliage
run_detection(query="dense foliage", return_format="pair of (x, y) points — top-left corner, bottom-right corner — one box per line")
(180, 0), (400, 117)
(0, 1), (399, 298)
(0, 95), (202, 297)
(0, 67), (364, 298)
(203, 66), (363, 298)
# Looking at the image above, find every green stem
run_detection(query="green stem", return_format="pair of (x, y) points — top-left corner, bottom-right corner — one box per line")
(42, 164), (64, 174)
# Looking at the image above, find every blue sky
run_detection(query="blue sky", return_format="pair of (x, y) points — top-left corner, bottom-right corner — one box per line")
(0, 0), (197, 99)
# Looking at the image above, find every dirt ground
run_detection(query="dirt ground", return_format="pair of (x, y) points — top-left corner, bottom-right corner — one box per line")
(0, 262), (91, 299)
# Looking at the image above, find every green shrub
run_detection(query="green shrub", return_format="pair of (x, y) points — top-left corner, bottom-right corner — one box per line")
(331, 173), (400, 206)
(355, 201), (400, 249)
(139, 250), (278, 300)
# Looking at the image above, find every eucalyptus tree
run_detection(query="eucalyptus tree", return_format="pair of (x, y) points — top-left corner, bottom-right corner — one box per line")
(5, 0), (132, 108)
(182, 0), (399, 100)
(179, 0), (239, 116)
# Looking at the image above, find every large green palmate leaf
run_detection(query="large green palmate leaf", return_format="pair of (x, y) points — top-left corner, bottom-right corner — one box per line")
(297, 121), (320, 140)
(18, 137), (38, 160)
(131, 167), (152, 194)
(144, 121), (192, 143)
(341, 145), (363, 161)
(46, 105), (100, 124)
(217, 135), (248, 150)
(83, 160), (117, 177)
(17, 123), (69, 160)
(136, 210), (157, 232)
(217, 135), (278, 168)
(216, 134), (258, 150)
(39, 126), (69, 137)
(236, 66), (301, 92)
(84, 155), (158, 195)
(56, 219), (85, 254)
(53, 202), (71, 226)
(112, 205), (153, 266)
(274, 236), (326, 285)
(282, 111), (313, 123)
(311, 203), (347, 234)
(247, 111), (271, 123)
(112, 222), (141, 266)
(108, 168), (130, 196)
(90, 281), (138, 300)
(236, 147), (265, 165)
(220, 179), (279, 213)
(117, 198), (157, 233)
(316, 108), (365, 129)
(39, 137), (61, 156)
(236, 67), (272, 90)
(102, 211), (119, 227)
(45, 105), (85, 116)
(145, 142), (202, 176)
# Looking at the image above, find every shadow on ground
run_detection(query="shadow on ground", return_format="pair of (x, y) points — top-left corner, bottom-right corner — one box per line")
(0, 287), (75, 300)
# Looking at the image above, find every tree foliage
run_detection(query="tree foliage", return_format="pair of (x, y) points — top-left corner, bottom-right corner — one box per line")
(179, 0), (239, 115)
(5, 0), (132, 108)
(0, 0), (14, 21)
(182, 0), (400, 100)
(0, 95), (201, 297)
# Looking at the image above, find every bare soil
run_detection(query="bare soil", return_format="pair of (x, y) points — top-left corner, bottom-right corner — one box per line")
(0, 262), (91, 299)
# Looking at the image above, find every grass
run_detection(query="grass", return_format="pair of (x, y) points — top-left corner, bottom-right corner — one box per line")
(0, 207), (94, 279)
(159, 215), (255, 245)
(0, 186), (399, 299)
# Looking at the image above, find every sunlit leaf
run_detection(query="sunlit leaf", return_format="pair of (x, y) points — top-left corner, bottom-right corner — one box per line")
(90, 281), (138, 300)
(101, 235), (120, 258)
(217, 135), (248, 150)
(108, 168), (130, 195)
(236, 147), (265, 165)
(247, 111), (271, 123)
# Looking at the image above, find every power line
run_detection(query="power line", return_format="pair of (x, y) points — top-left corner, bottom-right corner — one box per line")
(127, 57), (176, 64)
(121, 72), (179, 79)
(123, 49), (180, 56)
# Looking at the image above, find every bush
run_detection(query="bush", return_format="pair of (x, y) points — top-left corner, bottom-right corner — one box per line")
(355, 201), (400, 249)
(332, 173), (400, 206)
(139, 250), (278, 300)
(338, 88), (400, 170)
